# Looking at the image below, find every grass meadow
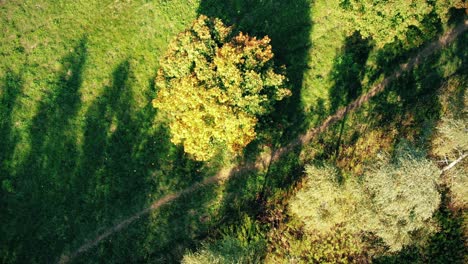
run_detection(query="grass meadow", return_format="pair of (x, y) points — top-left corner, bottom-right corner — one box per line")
(1, 0), (466, 263)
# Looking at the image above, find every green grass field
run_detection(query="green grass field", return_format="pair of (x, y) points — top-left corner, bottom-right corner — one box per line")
(1, 1), (207, 263)
(1, 0), (466, 263)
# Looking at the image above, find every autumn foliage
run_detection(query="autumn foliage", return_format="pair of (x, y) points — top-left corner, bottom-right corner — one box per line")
(153, 15), (290, 161)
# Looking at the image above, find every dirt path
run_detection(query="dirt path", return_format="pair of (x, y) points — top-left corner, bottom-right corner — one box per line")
(59, 20), (468, 264)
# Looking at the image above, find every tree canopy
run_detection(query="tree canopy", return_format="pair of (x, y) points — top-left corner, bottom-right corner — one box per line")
(290, 148), (442, 252)
(153, 15), (290, 161)
(340, 0), (434, 47)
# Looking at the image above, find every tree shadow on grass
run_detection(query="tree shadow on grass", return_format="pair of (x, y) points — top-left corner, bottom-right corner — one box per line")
(368, 16), (467, 151)
(326, 32), (372, 159)
(0, 37), (221, 263)
(329, 32), (373, 114)
(0, 69), (25, 262)
(0, 37), (88, 263)
(0, 70), (24, 181)
(319, 9), (467, 171)
(74, 60), (220, 263)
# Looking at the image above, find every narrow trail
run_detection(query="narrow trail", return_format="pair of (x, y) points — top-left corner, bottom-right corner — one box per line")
(59, 20), (468, 264)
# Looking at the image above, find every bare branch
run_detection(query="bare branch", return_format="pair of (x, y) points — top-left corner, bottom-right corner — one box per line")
(441, 152), (468, 173)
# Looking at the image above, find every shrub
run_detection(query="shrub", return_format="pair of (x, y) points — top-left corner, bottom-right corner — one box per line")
(182, 215), (266, 264)
(433, 117), (468, 159)
(266, 224), (368, 264)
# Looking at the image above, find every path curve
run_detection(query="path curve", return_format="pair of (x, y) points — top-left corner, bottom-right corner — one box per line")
(59, 20), (468, 264)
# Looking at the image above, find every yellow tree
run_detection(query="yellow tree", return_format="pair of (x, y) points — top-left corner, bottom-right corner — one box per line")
(153, 15), (290, 161)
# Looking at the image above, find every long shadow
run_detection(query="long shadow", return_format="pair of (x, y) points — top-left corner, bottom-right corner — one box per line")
(323, 9), (467, 170)
(76, 60), (152, 229)
(0, 41), (219, 263)
(68, 61), (220, 263)
(192, 1), (313, 259)
(329, 32), (372, 113)
(0, 69), (24, 261)
(0, 69), (24, 179)
(368, 25), (467, 151)
(0, 38), (87, 263)
(0, 70), (23, 165)
(327, 32), (372, 159)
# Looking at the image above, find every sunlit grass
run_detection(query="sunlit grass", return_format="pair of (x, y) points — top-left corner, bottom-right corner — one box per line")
(1, 0), (466, 263)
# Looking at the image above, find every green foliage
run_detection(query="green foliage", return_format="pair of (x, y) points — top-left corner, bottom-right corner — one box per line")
(338, 0), (467, 48)
(432, 115), (467, 209)
(374, 193), (467, 264)
(1, 0), (465, 263)
(444, 165), (468, 209)
(182, 238), (244, 264)
(434, 0), (467, 23)
(153, 15), (290, 161)
(182, 215), (266, 264)
(286, 165), (370, 263)
(423, 202), (467, 263)
(267, 224), (368, 264)
(432, 76), (467, 158)
(340, 0), (434, 47)
(182, 236), (264, 264)
(290, 147), (442, 253)
(287, 229), (365, 264)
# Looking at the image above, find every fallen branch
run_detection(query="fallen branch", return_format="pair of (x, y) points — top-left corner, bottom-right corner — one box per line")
(441, 152), (467, 173)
